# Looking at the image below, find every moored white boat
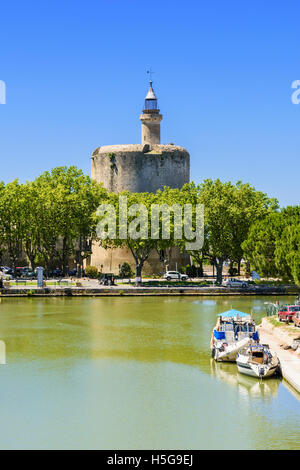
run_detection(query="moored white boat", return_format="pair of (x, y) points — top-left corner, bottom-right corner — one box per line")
(210, 309), (259, 362)
(237, 343), (281, 379)
(213, 336), (252, 362)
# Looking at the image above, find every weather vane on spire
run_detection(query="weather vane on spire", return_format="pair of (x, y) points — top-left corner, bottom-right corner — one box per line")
(147, 67), (154, 82)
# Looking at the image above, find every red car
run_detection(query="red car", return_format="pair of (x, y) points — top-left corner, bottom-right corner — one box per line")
(278, 305), (300, 322)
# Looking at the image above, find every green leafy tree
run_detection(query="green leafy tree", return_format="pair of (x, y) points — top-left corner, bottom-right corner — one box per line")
(228, 181), (278, 274)
(0, 182), (7, 264)
(0, 180), (27, 269)
(242, 213), (284, 277)
(275, 223), (300, 284)
(96, 191), (158, 283)
(33, 166), (106, 274)
(96, 184), (204, 282)
(20, 182), (44, 270)
(197, 179), (277, 283)
(154, 183), (202, 272)
(243, 206), (300, 284)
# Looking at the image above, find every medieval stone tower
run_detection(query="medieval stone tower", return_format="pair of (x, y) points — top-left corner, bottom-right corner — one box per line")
(90, 80), (190, 274)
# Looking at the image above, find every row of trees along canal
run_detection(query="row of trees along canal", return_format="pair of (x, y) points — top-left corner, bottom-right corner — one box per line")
(0, 166), (298, 284)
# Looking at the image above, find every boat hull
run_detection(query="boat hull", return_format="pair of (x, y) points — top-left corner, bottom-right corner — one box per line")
(213, 349), (238, 362)
(212, 337), (252, 362)
(237, 361), (279, 379)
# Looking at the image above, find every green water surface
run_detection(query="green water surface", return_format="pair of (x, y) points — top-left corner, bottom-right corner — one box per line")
(0, 295), (299, 450)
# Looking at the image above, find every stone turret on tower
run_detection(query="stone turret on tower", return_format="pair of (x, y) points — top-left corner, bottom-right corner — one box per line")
(140, 81), (162, 145)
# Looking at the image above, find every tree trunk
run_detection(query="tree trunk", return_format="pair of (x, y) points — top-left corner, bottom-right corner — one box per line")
(8, 241), (20, 271)
(246, 261), (251, 278)
(9, 252), (17, 272)
(157, 249), (166, 274)
(25, 240), (36, 271)
(29, 255), (36, 271)
(215, 259), (223, 284)
(62, 237), (69, 276)
(237, 259), (241, 276)
(157, 248), (172, 274)
(135, 263), (143, 286)
(197, 256), (204, 277)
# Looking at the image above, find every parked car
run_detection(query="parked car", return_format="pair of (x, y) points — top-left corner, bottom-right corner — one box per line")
(1, 266), (13, 276)
(21, 270), (36, 279)
(0, 270), (13, 280)
(222, 278), (248, 288)
(292, 311), (300, 327)
(15, 267), (29, 277)
(51, 269), (63, 278)
(278, 305), (300, 322)
(163, 271), (188, 281)
(69, 268), (77, 277)
(18, 267), (38, 277)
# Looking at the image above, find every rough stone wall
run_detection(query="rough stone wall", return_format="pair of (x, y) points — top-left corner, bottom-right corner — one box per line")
(91, 144), (190, 193)
(90, 143), (191, 274)
(90, 245), (189, 276)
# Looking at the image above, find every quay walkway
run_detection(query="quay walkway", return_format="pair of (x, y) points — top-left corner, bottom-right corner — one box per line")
(259, 318), (300, 394)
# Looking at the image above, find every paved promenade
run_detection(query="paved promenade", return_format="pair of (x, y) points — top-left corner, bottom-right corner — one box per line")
(259, 319), (300, 394)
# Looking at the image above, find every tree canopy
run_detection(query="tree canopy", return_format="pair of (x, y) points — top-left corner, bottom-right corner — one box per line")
(0, 166), (106, 274)
(0, 168), (298, 285)
(242, 206), (300, 284)
(196, 179), (278, 283)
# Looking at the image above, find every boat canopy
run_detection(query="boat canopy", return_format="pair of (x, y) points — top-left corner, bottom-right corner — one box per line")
(217, 309), (251, 318)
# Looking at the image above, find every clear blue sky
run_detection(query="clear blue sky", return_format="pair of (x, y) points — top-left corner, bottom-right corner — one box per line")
(0, 0), (299, 207)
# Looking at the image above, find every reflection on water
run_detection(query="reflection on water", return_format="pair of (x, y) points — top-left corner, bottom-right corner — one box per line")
(0, 295), (299, 449)
(210, 359), (280, 401)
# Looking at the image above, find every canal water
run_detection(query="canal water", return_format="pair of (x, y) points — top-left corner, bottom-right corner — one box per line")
(0, 295), (299, 449)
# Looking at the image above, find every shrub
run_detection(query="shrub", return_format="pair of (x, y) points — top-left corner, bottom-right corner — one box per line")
(85, 265), (99, 278)
(119, 262), (134, 278)
(184, 265), (198, 278)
